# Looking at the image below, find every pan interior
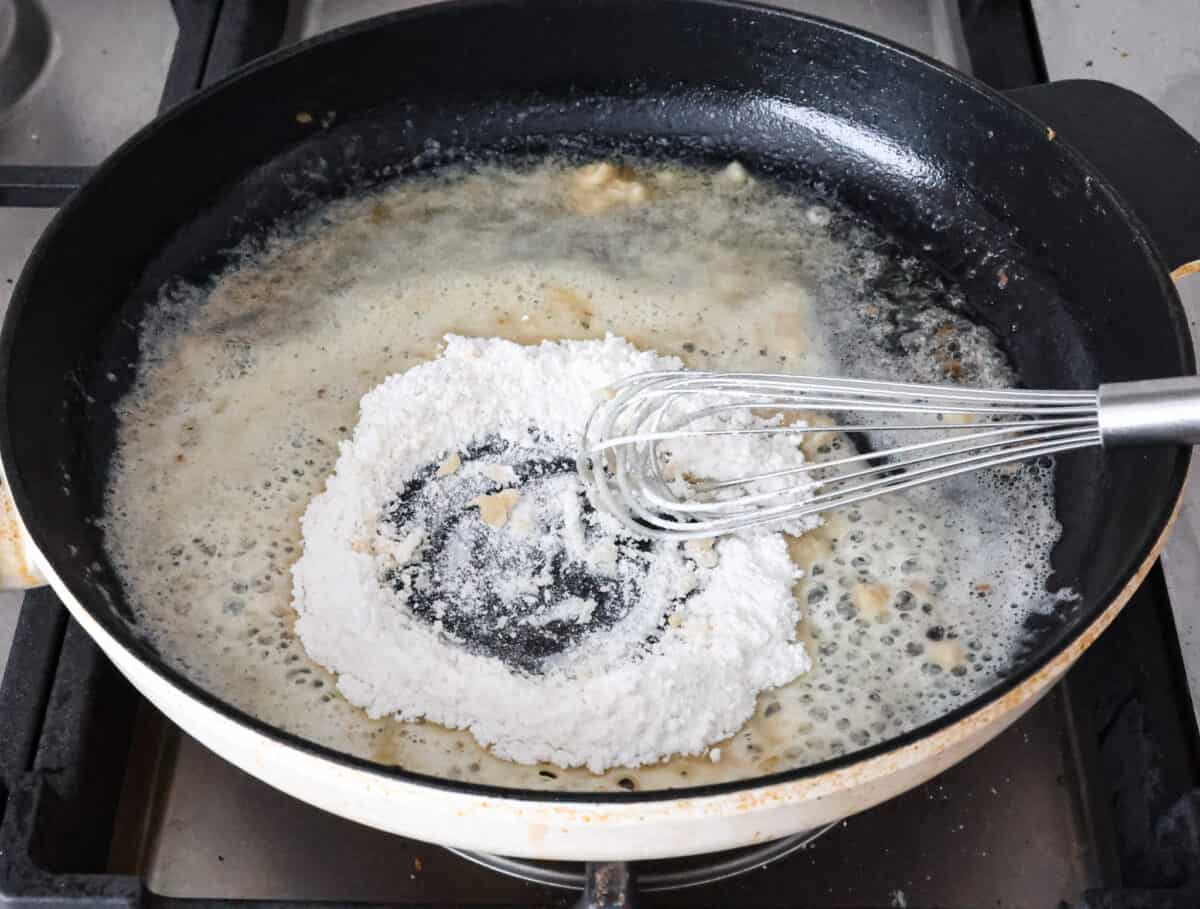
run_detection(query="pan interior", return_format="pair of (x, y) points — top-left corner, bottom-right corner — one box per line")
(98, 152), (1070, 791)
(2, 2), (1188, 801)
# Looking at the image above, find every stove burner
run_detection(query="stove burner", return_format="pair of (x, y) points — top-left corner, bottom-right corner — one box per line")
(448, 826), (834, 898)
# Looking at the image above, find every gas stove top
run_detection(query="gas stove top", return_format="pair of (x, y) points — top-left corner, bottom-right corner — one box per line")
(3, 3), (1200, 907)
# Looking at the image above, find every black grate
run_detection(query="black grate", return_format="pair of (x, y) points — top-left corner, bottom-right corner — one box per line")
(0, 590), (141, 906)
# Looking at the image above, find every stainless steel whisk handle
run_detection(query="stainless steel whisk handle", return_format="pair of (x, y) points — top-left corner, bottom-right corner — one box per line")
(1099, 376), (1200, 446)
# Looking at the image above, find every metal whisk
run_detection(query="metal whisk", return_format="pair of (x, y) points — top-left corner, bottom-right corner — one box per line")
(578, 371), (1200, 540)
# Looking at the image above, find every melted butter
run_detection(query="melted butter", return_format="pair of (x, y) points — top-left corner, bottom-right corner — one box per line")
(101, 160), (1064, 791)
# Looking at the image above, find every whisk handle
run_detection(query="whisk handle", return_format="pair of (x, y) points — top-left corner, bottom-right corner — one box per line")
(1099, 377), (1200, 446)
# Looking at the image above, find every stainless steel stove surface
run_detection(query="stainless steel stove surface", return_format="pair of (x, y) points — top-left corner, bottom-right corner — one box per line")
(119, 680), (1094, 904)
(280, 0), (972, 65)
(3, 3), (1200, 908)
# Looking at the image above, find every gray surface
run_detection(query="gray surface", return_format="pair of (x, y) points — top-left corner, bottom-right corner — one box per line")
(282, 0), (971, 70)
(0, 0), (175, 166)
(1033, 0), (1200, 731)
(0, 594), (18, 673)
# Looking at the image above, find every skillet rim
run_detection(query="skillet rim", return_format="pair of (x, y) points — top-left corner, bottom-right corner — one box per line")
(0, 0), (1192, 806)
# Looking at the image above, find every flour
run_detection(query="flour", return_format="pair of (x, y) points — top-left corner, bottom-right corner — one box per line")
(656, 403), (819, 524)
(291, 335), (817, 771)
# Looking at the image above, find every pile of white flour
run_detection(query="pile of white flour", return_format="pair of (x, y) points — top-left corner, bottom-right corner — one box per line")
(291, 335), (816, 771)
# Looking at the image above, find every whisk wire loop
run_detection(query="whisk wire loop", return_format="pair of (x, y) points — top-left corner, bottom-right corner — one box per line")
(578, 370), (1104, 541)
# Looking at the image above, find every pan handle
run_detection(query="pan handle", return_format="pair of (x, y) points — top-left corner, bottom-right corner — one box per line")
(0, 481), (45, 590)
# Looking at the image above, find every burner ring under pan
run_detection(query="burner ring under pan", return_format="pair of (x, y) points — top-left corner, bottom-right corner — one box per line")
(447, 824), (834, 893)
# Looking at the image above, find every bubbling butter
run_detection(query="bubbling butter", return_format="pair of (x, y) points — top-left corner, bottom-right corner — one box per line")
(100, 159), (1065, 791)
